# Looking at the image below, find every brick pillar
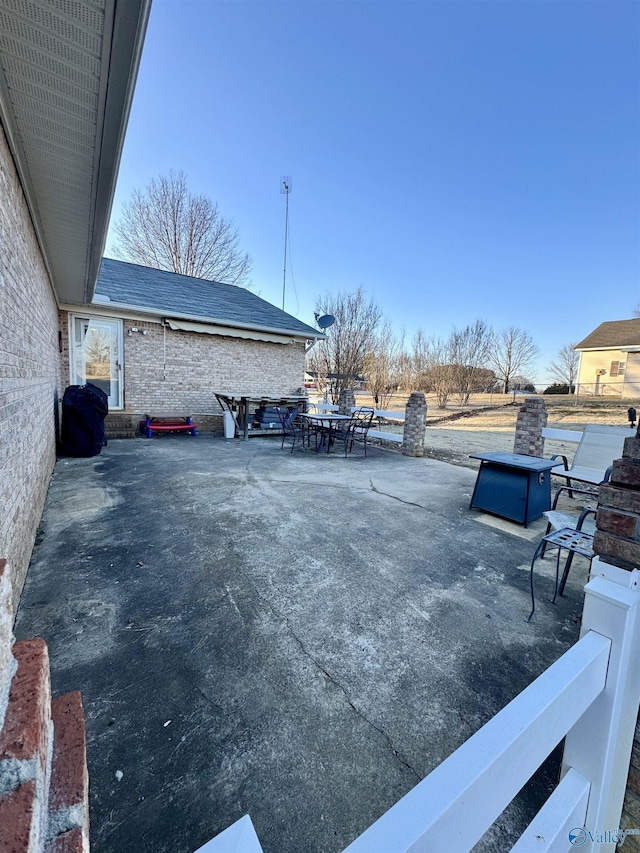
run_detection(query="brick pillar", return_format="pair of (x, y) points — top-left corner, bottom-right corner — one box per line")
(593, 429), (640, 843)
(594, 433), (640, 570)
(513, 396), (548, 457)
(402, 392), (427, 457)
(338, 389), (355, 415)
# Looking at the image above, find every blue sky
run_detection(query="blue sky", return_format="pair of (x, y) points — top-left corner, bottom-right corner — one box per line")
(105, 0), (640, 385)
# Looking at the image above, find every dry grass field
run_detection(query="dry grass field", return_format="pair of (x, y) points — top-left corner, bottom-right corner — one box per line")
(341, 392), (638, 468)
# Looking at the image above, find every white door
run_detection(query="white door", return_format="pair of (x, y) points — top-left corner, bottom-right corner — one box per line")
(71, 316), (123, 410)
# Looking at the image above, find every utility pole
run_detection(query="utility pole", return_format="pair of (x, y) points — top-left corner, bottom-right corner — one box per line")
(280, 177), (291, 311)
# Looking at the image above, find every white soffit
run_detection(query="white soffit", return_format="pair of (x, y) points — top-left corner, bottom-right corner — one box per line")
(0, 0), (151, 303)
(167, 318), (294, 345)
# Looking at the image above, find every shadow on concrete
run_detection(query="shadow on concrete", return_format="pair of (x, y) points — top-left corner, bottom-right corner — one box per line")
(15, 436), (585, 853)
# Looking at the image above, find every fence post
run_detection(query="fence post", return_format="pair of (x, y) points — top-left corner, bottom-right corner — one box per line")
(338, 389), (355, 415)
(561, 562), (640, 850)
(401, 392), (427, 457)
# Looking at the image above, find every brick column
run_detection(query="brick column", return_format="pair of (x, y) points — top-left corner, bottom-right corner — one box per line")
(338, 389), (355, 415)
(513, 397), (548, 457)
(594, 432), (640, 570)
(592, 429), (640, 843)
(402, 392), (427, 457)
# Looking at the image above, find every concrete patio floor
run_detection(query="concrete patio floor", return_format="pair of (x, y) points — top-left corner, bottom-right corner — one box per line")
(14, 435), (587, 853)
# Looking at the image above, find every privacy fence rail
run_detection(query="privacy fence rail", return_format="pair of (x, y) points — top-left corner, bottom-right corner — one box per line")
(315, 402), (405, 443)
(197, 560), (640, 853)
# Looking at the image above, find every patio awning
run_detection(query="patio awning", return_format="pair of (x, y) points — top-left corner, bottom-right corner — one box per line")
(166, 318), (294, 344)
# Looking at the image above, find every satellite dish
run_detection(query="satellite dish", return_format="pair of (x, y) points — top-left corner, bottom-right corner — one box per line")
(315, 314), (335, 330)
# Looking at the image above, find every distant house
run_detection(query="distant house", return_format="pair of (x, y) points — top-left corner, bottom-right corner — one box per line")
(575, 319), (640, 397)
(59, 258), (322, 431)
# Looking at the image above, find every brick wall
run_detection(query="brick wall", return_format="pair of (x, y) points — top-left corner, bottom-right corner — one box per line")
(125, 322), (305, 415)
(1, 123), (94, 851)
(0, 123), (61, 644)
(60, 316), (307, 425)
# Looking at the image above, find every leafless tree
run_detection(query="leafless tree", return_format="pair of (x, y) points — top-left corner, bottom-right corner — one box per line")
(547, 343), (579, 391)
(450, 320), (494, 405)
(112, 170), (252, 285)
(510, 374), (536, 391)
(406, 332), (455, 408)
(366, 322), (405, 409)
(489, 326), (540, 394)
(84, 327), (110, 365)
(408, 329), (430, 392)
(633, 303), (640, 318)
(426, 336), (457, 408)
(311, 288), (382, 403)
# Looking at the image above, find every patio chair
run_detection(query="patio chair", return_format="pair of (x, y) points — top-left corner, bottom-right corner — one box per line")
(329, 415), (362, 457)
(351, 407), (375, 456)
(540, 485), (597, 559)
(549, 423), (633, 497)
(277, 407), (307, 452)
(526, 505), (596, 621)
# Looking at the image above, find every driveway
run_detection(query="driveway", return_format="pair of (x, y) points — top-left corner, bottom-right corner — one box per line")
(15, 436), (585, 853)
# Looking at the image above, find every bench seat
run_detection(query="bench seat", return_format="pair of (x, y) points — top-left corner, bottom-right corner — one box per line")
(140, 416), (197, 438)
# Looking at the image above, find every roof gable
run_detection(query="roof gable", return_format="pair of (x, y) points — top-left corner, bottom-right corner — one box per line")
(94, 258), (320, 339)
(575, 319), (640, 350)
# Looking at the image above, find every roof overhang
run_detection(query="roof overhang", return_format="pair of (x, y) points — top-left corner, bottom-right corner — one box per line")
(0, 0), (152, 304)
(90, 295), (326, 342)
(576, 345), (640, 352)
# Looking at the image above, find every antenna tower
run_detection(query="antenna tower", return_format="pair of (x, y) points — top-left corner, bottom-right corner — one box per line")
(280, 176), (291, 310)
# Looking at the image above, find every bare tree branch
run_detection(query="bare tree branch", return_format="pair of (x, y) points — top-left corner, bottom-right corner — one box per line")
(366, 322), (405, 408)
(450, 320), (494, 405)
(547, 343), (579, 390)
(112, 171), (252, 286)
(489, 327), (540, 393)
(310, 289), (382, 403)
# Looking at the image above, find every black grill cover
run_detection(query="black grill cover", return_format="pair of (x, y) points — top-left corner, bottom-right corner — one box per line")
(60, 383), (109, 457)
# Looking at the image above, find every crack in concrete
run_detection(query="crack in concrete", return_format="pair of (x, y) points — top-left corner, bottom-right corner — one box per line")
(368, 478), (428, 510)
(284, 622), (423, 783)
(232, 564), (423, 783)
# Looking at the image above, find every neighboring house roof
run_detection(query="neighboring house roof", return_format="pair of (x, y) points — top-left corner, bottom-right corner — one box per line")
(575, 319), (640, 351)
(0, 0), (151, 304)
(93, 258), (322, 340)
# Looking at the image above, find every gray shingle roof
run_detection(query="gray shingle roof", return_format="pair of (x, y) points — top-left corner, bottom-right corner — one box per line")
(575, 319), (640, 350)
(94, 258), (320, 338)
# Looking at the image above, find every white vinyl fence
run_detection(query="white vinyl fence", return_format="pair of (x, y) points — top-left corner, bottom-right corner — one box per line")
(314, 403), (405, 443)
(197, 558), (640, 853)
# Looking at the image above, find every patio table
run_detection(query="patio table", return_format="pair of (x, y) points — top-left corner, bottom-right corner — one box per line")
(299, 412), (351, 453)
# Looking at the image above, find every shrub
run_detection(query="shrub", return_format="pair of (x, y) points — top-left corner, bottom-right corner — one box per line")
(543, 383), (575, 394)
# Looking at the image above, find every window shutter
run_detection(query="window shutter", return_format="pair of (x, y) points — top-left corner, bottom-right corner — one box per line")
(610, 361), (620, 377)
